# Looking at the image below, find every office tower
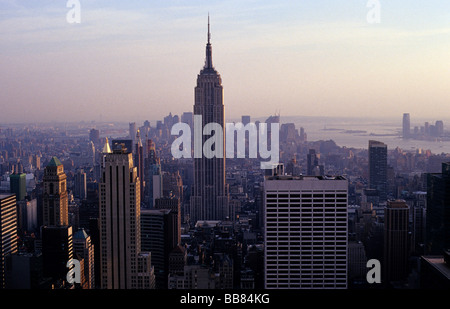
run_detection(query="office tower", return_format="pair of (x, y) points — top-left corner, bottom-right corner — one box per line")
(190, 17), (230, 223)
(42, 157), (69, 227)
(33, 155), (41, 171)
(135, 130), (145, 205)
(73, 228), (95, 289)
(402, 113), (410, 138)
(129, 122), (137, 144)
(73, 169), (87, 200)
(141, 208), (178, 289)
(368, 140), (388, 201)
(155, 197), (181, 245)
(411, 191), (426, 255)
(17, 198), (38, 233)
(168, 245), (187, 276)
(181, 112), (193, 128)
(0, 194), (18, 288)
(41, 225), (73, 283)
(163, 171), (183, 202)
(89, 128), (100, 146)
(10, 173), (26, 201)
(435, 120), (444, 137)
(347, 241), (368, 286)
(383, 200), (409, 284)
(426, 162), (450, 254)
(99, 146), (154, 289)
(241, 115), (251, 126)
(144, 140), (162, 208)
(88, 218), (101, 288)
(264, 175), (348, 289)
(5, 252), (51, 289)
(306, 149), (323, 176)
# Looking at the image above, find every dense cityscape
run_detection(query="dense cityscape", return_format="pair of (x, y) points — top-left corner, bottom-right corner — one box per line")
(1, 107), (450, 291)
(0, 3), (449, 305)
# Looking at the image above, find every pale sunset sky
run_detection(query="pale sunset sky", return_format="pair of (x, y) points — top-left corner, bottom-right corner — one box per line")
(1, 0), (450, 123)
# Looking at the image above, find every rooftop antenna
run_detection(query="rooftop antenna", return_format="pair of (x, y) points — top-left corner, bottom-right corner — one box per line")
(208, 13), (211, 44)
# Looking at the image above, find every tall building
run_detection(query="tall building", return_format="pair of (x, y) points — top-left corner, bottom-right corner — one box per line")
(89, 128), (100, 146)
(10, 173), (27, 201)
(0, 194), (18, 289)
(42, 157), (69, 227)
(73, 169), (87, 200)
(190, 16), (230, 223)
(99, 146), (155, 289)
(402, 113), (410, 138)
(135, 130), (145, 205)
(144, 140), (162, 208)
(383, 200), (410, 284)
(155, 197), (181, 245)
(141, 208), (178, 289)
(426, 162), (450, 255)
(41, 225), (73, 284)
(306, 149), (324, 176)
(264, 175), (348, 289)
(129, 122), (137, 144)
(435, 120), (444, 137)
(368, 140), (388, 201)
(73, 228), (95, 289)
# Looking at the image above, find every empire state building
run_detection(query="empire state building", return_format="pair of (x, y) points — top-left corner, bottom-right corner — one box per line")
(190, 17), (230, 223)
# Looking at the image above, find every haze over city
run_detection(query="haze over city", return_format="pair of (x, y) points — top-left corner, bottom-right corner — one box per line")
(1, 0), (450, 123)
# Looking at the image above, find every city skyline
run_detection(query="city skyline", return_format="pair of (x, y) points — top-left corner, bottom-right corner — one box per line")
(2, 1), (450, 123)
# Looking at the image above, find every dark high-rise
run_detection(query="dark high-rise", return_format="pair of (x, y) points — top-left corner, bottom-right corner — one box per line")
(9, 173), (27, 201)
(368, 140), (388, 201)
(426, 162), (450, 255)
(402, 113), (410, 138)
(190, 16), (229, 223)
(383, 200), (409, 284)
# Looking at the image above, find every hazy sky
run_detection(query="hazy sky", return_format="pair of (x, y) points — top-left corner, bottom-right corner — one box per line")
(1, 0), (450, 124)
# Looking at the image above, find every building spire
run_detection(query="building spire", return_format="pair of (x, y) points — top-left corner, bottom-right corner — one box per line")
(204, 14), (213, 69)
(208, 13), (211, 44)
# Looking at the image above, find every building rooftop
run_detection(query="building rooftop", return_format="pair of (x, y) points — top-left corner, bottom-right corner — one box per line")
(73, 228), (89, 240)
(47, 156), (62, 167)
(422, 255), (450, 280)
(266, 175), (346, 181)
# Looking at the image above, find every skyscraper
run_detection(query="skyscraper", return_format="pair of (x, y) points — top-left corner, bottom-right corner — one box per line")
(73, 228), (95, 289)
(144, 139), (162, 208)
(73, 169), (87, 200)
(426, 162), (450, 255)
(368, 140), (388, 201)
(135, 130), (145, 205)
(190, 16), (230, 223)
(0, 194), (18, 289)
(264, 175), (348, 289)
(306, 149), (324, 176)
(402, 113), (410, 138)
(129, 122), (137, 144)
(9, 172), (27, 201)
(99, 145), (155, 289)
(141, 208), (178, 289)
(41, 225), (73, 284)
(42, 157), (69, 227)
(383, 200), (410, 284)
